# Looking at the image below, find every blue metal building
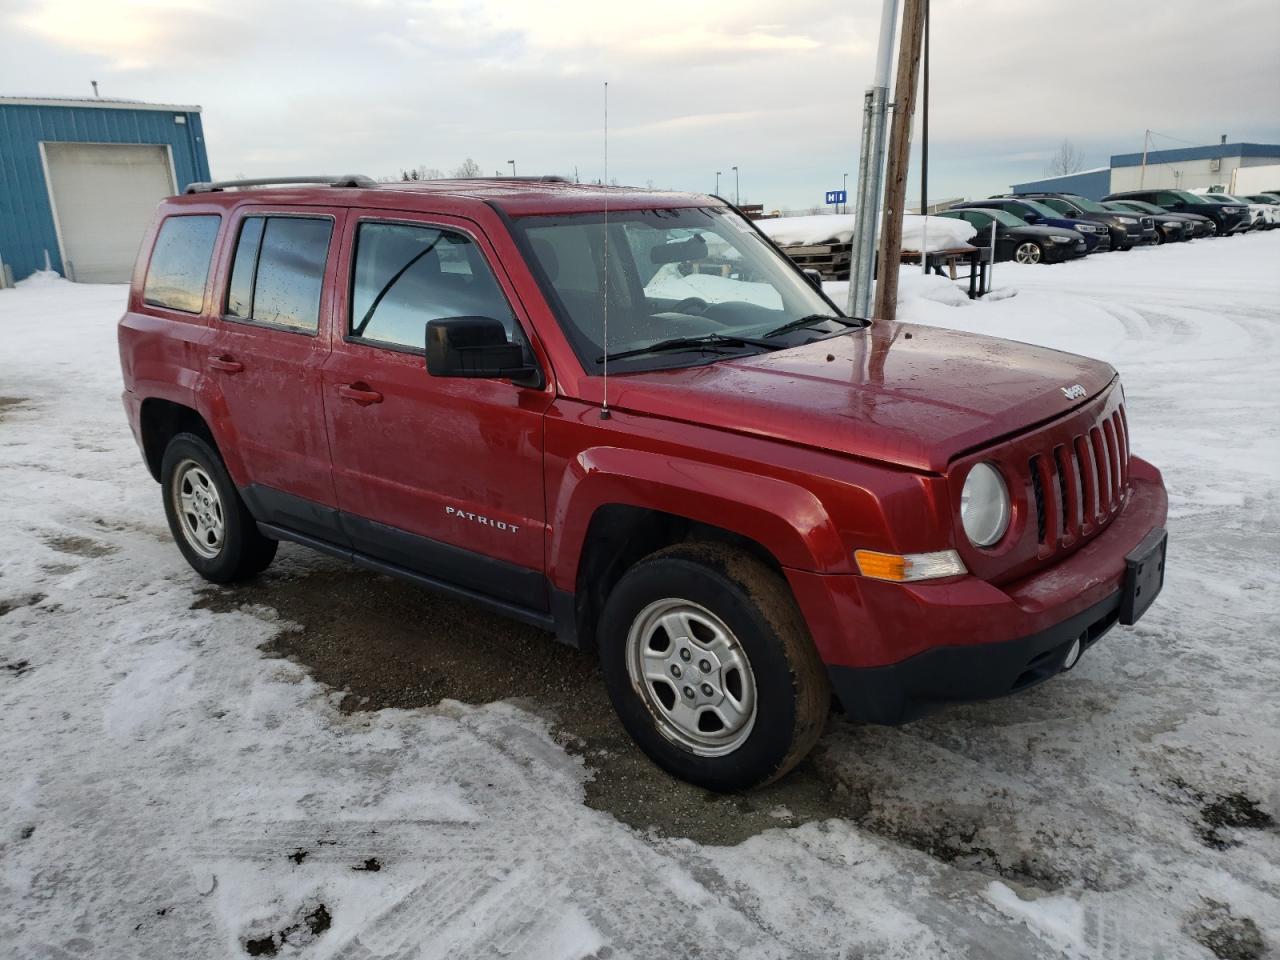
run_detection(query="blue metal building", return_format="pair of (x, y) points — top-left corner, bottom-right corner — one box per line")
(1009, 167), (1111, 200)
(0, 96), (211, 283)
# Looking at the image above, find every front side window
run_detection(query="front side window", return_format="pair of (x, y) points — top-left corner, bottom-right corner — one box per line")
(514, 206), (851, 371)
(144, 215), (221, 313)
(225, 216), (332, 332)
(350, 221), (519, 350)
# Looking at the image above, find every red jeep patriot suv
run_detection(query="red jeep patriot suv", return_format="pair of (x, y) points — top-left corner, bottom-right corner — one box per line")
(118, 175), (1168, 791)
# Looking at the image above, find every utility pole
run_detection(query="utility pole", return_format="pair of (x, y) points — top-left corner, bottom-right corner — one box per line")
(846, 0), (901, 319)
(872, 0), (926, 323)
(1139, 129), (1150, 188)
(919, 0), (930, 273)
(715, 170), (721, 195)
(732, 165), (740, 205)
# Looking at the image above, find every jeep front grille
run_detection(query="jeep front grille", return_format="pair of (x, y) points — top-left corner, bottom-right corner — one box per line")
(1028, 404), (1130, 550)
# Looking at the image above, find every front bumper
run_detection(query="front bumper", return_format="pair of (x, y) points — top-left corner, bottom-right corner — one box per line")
(786, 458), (1168, 724)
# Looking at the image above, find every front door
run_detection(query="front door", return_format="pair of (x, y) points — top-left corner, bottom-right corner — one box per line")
(321, 211), (553, 610)
(209, 207), (345, 541)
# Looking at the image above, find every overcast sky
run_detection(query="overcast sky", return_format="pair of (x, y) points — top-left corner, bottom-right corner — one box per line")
(3, 0), (1279, 209)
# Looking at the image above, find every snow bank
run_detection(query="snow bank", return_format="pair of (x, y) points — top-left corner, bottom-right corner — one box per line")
(758, 213), (975, 252)
(14, 269), (65, 288)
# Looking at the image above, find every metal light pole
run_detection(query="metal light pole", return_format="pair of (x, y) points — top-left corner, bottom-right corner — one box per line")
(847, 0), (901, 319)
(920, 0), (930, 275)
(508, 160), (517, 176)
(732, 165), (740, 205)
(716, 170), (721, 194)
(842, 172), (849, 214)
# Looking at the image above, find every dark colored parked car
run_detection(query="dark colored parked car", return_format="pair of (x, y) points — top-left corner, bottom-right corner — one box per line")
(1009, 192), (1158, 250)
(1104, 189), (1250, 236)
(1101, 202), (1187, 243)
(938, 208), (1088, 263)
(117, 175), (1169, 791)
(1104, 199), (1214, 239)
(950, 197), (1109, 252)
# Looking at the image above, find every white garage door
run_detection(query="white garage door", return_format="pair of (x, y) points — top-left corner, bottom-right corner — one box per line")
(43, 142), (176, 283)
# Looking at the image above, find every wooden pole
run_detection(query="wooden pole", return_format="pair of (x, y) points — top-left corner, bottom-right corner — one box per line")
(872, 0), (927, 323)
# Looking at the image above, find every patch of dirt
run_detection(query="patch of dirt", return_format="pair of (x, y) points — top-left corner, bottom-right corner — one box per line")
(1184, 899), (1268, 960)
(0, 593), (45, 617)
(43, 534), (116, 559)
(0, 396), (27, 421)
(352, 857), (381, 872)
(196, 561), (863, 845)
(2, 659), (33, 678)
(1164, 777), (1275, 849)
(241, 900), (332, 957)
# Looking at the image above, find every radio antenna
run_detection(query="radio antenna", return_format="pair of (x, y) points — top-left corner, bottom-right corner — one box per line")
(600, 80), (611, 420)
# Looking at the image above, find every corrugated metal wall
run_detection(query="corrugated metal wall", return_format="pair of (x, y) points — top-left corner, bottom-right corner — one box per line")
(0, 102), (211, 282)
(1008, 169), (1111, 201)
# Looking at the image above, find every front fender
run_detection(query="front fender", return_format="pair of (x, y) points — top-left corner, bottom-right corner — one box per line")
(547, 446), (850, 591)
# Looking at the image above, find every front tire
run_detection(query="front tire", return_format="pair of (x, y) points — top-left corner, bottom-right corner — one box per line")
(161, 432), (277, 582)
(1013, 241), (1043, 264)
(598, 543), (830, 792)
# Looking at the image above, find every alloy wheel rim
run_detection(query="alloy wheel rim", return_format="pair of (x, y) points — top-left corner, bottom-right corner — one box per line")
(1015, 242), (1040, 264)
(172, 460), (225, 559)
(625, 598), (757, 757)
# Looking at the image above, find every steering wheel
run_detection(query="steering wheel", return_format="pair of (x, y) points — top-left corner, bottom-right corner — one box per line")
(670, 296), (709, 315)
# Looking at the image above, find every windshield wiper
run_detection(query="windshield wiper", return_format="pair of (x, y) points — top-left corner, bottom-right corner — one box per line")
(595, 333), (779, 364)
(763, 313), (861, 339)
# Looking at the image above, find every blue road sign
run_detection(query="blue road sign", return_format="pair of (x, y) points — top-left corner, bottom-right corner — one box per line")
(825, 190), (847, 205)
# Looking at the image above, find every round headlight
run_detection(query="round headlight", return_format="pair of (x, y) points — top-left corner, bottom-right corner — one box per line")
(960, 463), (1011, 547)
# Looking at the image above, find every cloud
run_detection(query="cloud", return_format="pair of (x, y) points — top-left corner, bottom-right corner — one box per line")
(1, 0), (1277, 206)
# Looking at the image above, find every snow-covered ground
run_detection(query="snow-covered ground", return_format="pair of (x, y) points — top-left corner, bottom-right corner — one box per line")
(2, 234), (1279, 959)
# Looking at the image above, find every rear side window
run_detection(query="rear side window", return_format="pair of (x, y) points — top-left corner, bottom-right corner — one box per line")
(144, 215), (221, 313)
(225, 216), (333, 332)
(349, 221), (518, 349)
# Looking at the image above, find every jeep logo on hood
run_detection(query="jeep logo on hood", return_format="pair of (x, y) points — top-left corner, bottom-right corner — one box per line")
(1061, 384), (1087, 400)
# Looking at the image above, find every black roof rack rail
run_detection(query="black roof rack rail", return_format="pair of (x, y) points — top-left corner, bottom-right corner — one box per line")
(184, 174), (377, 194)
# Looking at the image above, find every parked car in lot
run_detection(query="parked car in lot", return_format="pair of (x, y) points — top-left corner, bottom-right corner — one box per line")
(1008, 192), (1157, 250)
(1100, 201), (1188, 243)
(937, 207), (1088, 263)
(1211, 194), (1280, 230)
(118, 175), (1169, 791)
(1103, 199), (1215, 239)
(949, 197), (1110, 252)
(1104, 189), (1251, 236)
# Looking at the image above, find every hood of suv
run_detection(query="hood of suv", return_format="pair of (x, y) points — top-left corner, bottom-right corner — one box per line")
(605, 322), (1117, 473)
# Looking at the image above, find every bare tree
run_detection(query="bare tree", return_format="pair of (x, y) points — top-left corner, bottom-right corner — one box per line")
(1045, 139), (1086, 177)
(451, 158), (483, 178)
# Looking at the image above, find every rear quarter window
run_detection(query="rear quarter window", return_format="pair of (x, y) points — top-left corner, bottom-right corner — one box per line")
(143, 215), (222, 313)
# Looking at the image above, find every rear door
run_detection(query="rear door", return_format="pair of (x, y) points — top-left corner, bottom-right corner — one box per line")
(321, 210), (554, 609)
(209, 207), (345, 540)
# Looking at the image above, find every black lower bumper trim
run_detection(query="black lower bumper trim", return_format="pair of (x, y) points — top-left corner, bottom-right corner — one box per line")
(828, 591), (1122, 725)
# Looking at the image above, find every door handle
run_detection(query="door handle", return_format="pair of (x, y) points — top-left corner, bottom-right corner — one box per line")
(338, 382), (383, 405)
(208, 355), (244, 373)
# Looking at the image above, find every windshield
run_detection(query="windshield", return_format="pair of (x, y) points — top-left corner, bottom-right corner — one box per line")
(1119, 200), (1161, 214)
(973, 208), (1026, 228)
(514, 207), (851, 371)
(1018, 199), (1063, 219)
(1060, 195), (1110, 213)
(1172, 190), (1214, 205)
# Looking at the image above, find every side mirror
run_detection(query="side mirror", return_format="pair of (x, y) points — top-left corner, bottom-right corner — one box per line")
(426, 316), (540, 386)
(802, 267), (824, 289)
(1023, 212), (1037, 222)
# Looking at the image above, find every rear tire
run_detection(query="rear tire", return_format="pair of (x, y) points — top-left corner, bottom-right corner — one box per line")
(598, 543), (830, 792)
(160, 432), (277, 582)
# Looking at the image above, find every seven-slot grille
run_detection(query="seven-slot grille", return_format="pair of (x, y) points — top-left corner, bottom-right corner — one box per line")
(1028, 403), (1130, 551)
(1140, 216), (1155, 231)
